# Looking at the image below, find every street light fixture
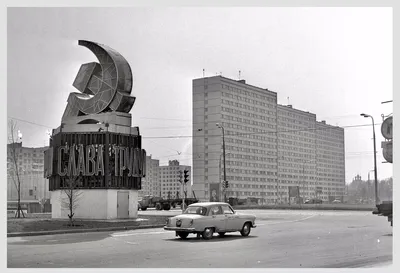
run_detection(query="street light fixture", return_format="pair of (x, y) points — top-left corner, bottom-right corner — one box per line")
(216, 123), (227, 202)
(360, 113), (380, 205)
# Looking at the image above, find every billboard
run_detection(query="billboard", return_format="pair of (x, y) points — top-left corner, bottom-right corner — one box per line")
(209, 183), (220, 202)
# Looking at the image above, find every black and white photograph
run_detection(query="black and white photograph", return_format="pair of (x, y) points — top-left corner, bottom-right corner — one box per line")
(5, 1), (395, 269)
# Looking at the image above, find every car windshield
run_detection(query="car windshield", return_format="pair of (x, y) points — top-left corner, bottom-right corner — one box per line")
(183, 206), (207, 216)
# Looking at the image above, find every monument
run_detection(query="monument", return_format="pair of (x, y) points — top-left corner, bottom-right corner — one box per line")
(44, 40), (146, 219)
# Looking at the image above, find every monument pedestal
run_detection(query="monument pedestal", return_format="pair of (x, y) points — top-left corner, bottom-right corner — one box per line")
(50, 189), (138, 219)
(46, 112), (144, 220)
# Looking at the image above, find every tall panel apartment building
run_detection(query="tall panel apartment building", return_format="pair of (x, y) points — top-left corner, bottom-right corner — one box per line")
(139, 155), (160, 197)
(277, 105), (317, 203)
(7, 142), (50, 201)
(159, 160), (192, 199)
(192, 76), (345, 203)
(316, 121), (345, 200)
(193, 76), (278, 201)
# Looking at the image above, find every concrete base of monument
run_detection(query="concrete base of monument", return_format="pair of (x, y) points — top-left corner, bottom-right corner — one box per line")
(50, 189), (139, 220)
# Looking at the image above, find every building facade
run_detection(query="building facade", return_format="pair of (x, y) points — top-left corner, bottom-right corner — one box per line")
(192, 76), (345, 203)
(139, 155), (160, 197)
(159, 160), (192, 199)
(277, 105), (317, 203)
(7, 142), (50, 201)
(315, 121), (346, 200)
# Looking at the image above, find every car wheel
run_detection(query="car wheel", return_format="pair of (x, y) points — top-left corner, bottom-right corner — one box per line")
(218, 232), (226, 237)
(155, 203), (162, 210)
(240, 222), (251, 237)
(141, 207), (147, 211)
(177, 232), (189, 239)
(202, 227), (214, 240)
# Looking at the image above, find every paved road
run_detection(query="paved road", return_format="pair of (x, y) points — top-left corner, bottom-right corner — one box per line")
(8, 210), (392, 268)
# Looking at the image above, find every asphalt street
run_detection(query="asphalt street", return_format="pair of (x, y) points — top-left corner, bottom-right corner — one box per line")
(8, 209), (392, 268)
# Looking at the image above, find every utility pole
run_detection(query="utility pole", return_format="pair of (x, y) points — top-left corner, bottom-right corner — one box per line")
(216, 123), (227, 203)
(302, 163), (305, 201)
(360, 113), (380, 205)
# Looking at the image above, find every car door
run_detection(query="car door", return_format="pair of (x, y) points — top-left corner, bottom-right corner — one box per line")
(209, 205), (226, 232)
(222, 204), (242, 231)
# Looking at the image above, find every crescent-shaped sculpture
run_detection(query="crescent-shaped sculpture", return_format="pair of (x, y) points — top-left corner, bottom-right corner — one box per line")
(62, 40), (135, 122)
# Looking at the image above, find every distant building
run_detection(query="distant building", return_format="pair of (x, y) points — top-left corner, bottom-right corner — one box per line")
(315, 120), (345, 201)
(7, 142), (50, 202)
(139, 155), (160, 197)
(192, 76), (345, 203)
(277, 105), (317, 203)
(159, 160), (192, 199)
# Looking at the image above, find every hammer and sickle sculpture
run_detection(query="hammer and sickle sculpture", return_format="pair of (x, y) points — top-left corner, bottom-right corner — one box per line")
(62, 40), (135, 122)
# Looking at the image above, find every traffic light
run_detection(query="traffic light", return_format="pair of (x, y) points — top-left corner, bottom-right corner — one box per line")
(178, 170), (183, 183)
(224, 180), (229, 188)
(184, 169), (189, 184)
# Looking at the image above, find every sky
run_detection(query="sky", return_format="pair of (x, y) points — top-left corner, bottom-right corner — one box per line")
(7, 7), (393, 183)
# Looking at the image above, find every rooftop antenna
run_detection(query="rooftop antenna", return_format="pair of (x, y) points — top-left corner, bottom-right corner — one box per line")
(203, 69), (205, 78)
(239, 70), (241, 80)
(287, 97), (290, 105)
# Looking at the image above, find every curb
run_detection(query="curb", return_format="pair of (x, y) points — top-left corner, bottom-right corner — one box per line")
(7, 224), (165, 238)
(233, 206), (374, 211)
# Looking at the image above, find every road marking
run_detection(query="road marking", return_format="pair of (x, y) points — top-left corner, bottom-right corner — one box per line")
(113, 215), (316, 235)
(111, 231), (169, 237)
(125, 241), (139, 245)
(257, 214), (317, 226)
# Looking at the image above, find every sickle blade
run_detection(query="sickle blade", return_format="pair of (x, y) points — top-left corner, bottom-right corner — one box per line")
(62, 40), (135, 122)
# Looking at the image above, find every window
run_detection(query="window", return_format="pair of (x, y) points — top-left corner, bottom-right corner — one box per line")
(221, 205), (234, 214)
(183, 206), (207, 216)
(209, 206), (223, 216)
(29, 189), (33, 196)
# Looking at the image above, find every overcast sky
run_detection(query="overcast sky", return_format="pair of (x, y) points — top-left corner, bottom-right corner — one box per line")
(7, 7), (393, 183)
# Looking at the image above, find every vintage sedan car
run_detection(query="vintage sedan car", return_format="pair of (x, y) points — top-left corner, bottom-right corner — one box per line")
(304, 198), (322, 204)
(164, 202), (256, 240)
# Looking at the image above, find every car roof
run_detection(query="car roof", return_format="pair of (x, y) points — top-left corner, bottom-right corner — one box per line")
(188, 202), (230, 207)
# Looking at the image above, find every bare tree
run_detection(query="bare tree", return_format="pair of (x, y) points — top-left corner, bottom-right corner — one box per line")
(60, 175), (83, 226)
(39, 197), (47, 213)
(7, 120), (25, 218)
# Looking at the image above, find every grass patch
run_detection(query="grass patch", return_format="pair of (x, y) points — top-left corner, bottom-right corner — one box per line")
(7, 215), (169, 233)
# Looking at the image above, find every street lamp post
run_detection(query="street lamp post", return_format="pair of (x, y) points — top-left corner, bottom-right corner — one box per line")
(360, 113), (380, 205)
(219, 153), (223, 202)
(302, 163), (306, 201)
(367, 169), (374, 203)
(302, 160), (314, 202)
(219, 152), (231, 202)
(216, 123), (227, 203)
